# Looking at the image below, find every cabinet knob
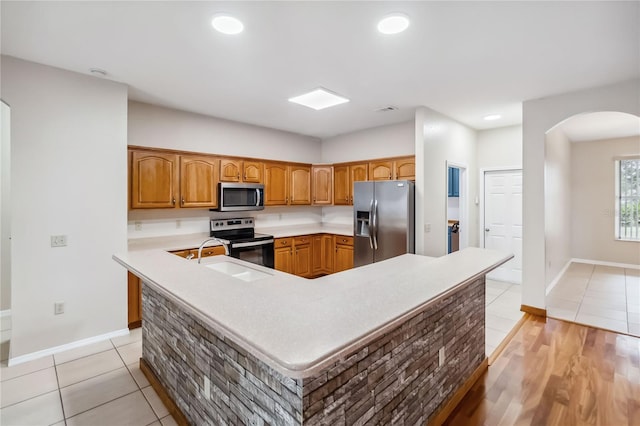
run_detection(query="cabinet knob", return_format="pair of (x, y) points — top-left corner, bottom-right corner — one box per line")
(181, 197), (185, 205)
(172, 198), (176, 205)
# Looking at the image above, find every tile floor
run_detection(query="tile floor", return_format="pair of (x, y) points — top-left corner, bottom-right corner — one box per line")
(0, 327), (176, 426)
(546, 262), (640, 337)
(0, 279), (524, 425)
(484, 279), (523, 356)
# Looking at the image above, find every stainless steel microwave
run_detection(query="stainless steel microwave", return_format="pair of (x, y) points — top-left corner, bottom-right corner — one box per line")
(216, 183), (264, 211)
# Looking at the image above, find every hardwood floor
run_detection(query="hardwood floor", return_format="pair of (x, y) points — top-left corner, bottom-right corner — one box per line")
(444, 315), (640, 426)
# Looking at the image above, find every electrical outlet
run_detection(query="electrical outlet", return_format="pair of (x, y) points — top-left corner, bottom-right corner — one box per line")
(438, 347), (445, 366)
(424, 223), (431, 233)
(50, 235), (67, 247)
(134, 222), (142, 231)
(176, 220), (181, 229)
(54, 302), (65, 315)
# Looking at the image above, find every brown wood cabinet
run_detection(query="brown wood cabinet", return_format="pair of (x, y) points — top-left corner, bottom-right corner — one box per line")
(169, 246), (226, 259)
(130, 151), (179, 209)
(333, 163), (367, 205)
(243, 160), (263, 183)
(274, 237), (293, 273)
(180, 155), (218, 208)
(334, 235), (354, 273)
(264, 162), (311, 206)
(264, 162), (289, 205)
(127, 272), (142, 329)
(311, 233), (334, 275)
(290, 165), (311, 205)
(369, 160), (394, 181)
(394, 156), (415, 180)
(293, 235), (312, 277)
(312, 166), (333, 205)
(220, 158), (263, 183)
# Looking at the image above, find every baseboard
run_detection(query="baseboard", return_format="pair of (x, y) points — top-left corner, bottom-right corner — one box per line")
(428, 357), (489, 426)
(545, 260), (572, 295)
(521, 304), (546, 317)
(0, 309), (11, 318)
(140, 358), (188, 426)
(572, 258), (640, 270)
(7, 328), (129, 367)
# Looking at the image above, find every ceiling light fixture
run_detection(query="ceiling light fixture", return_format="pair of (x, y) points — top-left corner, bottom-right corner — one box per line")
(377, 13), (410, 35)
(211, 14), (244, 35)
(288, 88), (350, 111)
(483, 114), (502, 121)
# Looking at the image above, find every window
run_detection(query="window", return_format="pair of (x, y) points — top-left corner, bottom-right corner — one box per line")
(616, 157), (640, 240)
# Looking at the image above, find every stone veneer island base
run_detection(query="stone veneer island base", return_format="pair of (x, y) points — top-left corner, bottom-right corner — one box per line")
(140, 275), (487, 425)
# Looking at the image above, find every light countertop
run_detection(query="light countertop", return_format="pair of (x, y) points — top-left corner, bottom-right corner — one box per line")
(113, 247), (512, 378)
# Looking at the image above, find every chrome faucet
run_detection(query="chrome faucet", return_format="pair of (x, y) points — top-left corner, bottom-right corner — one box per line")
(197, 237), (230, 263)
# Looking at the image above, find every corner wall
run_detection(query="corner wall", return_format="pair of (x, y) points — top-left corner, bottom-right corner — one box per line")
(544, 127), (572, 288)
(416, 107), (478, 257)
(571, 135), (640, 265)
(2, 56), (128, 360)
(522, 78), (640, 310)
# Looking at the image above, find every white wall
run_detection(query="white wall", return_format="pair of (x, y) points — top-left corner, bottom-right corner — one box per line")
(1, 101), (10, 311)
(416, 107), (478, 257)
(127, 102), (324, 237)
(571, 135), (640, 265)
(544, 127), (572, 288)
(321, 120), (414, 163)
(523, 78), (640, 310)
(129, 101), (321, 163)
(477, 125), (522, 170)
(2, 56), (128, 360)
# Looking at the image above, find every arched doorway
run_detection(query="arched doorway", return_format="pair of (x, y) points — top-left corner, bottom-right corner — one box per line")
(543, 111), (640, 336)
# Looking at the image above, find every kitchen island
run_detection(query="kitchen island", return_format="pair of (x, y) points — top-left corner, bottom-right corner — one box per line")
(113, 247), (511, 425)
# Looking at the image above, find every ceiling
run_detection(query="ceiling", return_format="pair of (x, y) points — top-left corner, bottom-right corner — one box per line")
(1, 1), (639, 139)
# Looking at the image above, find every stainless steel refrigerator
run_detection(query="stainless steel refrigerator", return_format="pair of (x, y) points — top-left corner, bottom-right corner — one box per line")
(353, 180), (415, 267)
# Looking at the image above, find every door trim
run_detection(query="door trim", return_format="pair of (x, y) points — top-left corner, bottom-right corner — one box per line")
(446, 161), (468, 251)
(479, 166), (522, 250)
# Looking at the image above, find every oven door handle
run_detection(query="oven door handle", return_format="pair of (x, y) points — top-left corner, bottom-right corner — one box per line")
(231, 239), (274, 248)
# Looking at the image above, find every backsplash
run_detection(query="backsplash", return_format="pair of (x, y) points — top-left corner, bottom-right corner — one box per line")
(127, 206), (339, 238)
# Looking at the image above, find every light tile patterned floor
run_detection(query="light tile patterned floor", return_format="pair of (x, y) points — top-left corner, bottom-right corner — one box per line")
(0, 328), (177, 426)
(0, 279), (524, 425)
(547, 262), (640, 337)
(484, 279), (523, 356)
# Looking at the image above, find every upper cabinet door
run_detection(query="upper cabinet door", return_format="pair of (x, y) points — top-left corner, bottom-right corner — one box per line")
(180, 155), (218, 208)
(333, 165), (350, 205)
(369, 161), (393, 181)
(290, 165), (311, 205)
(130, 151), (178, 209)
(312, 166), (332, 205)
(243, 161), (263, 183)
(394, 156), (415, 180)
(350, 163), (368, 183)
(264, 162), (289, 205)
(219, 159), (242, 182)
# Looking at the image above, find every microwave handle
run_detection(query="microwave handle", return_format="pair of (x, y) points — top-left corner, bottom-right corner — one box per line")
(256, 188), (261, 207)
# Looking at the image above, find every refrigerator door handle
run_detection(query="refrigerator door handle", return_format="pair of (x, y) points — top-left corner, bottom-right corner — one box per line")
(372, 199), (378, 250)
(368, 200), (374, 249)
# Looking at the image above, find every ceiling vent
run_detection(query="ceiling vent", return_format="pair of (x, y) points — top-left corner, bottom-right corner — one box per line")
(375, 106), (398, 112)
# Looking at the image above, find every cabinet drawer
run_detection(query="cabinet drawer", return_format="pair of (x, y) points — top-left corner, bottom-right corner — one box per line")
(275, 237), (293, 248)
(200, 246), (226, 257)
(294, 235), (311, 246)
(335, 236), (354, 246)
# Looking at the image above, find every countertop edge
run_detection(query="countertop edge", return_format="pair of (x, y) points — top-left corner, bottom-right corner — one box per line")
(114, 250), (513, 379)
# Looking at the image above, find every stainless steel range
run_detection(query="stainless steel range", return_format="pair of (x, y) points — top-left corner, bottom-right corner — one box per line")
(210, 218), (274, 268)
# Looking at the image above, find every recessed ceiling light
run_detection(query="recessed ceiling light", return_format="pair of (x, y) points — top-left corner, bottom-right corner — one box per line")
(288, 88), (350, 111)
(483, 114), (502, 121)
(211, 14), (244, 35)
(377, 13), (410, 35)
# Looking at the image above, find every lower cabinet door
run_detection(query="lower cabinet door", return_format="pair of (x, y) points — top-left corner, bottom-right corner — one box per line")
(274, 246), (293, 273)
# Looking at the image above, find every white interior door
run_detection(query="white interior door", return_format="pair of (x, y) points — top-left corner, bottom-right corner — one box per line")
(484, 170), (523, 283)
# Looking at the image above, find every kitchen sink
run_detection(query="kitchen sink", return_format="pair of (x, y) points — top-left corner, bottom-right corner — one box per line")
(205, 261), (272, 282)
